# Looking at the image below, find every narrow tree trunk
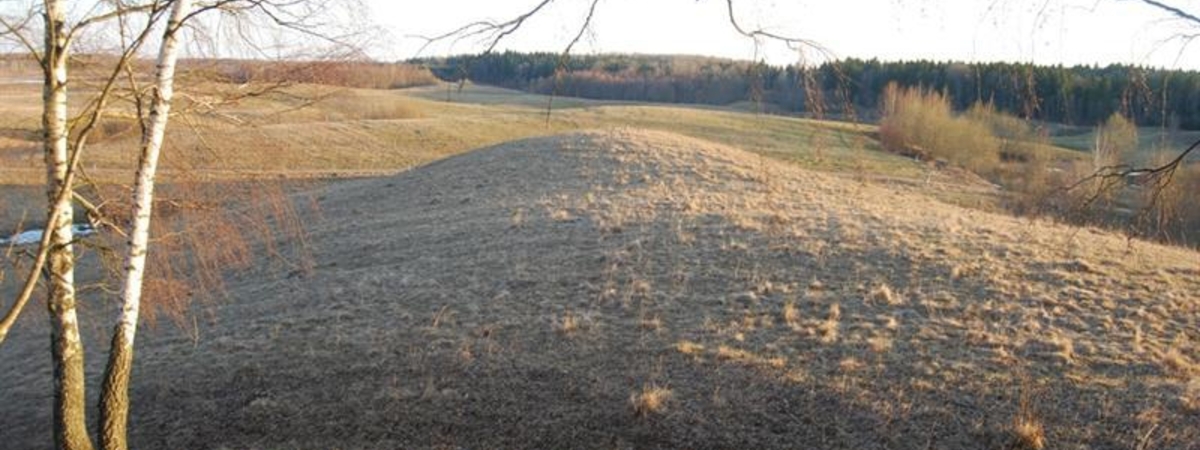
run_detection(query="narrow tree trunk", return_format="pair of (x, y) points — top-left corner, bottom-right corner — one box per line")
(42, 1), (93, 449)
(99, 1), (193, 449)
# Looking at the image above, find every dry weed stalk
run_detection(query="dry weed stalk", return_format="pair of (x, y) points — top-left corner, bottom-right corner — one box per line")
(1010, 377), (1047, 450)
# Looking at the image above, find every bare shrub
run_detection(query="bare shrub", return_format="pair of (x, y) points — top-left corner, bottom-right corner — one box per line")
(966, 102), (1041, 164)
(878, 83), (999, 174)
(1173, 165), (1200, 244)
(1093, 113), (1138, 169)
(1136, 157), (1200, 245)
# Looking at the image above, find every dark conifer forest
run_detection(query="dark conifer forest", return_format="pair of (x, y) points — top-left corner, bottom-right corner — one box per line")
(415, 52), (1200, 129)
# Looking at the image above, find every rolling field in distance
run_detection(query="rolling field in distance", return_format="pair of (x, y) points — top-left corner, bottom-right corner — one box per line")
(2, 74), (1196, 449)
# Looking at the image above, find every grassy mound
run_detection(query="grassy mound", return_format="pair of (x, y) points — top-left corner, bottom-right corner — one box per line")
(2, 129), (1197, 449)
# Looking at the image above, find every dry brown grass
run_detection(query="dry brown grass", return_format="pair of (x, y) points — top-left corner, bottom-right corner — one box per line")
(555, 312), (583, 335)
(629, 384), (673, 417)
(1183, 380), (1200, 412)
(781, 300), (800, 327)
(1011, 415), (1047, 450)
(868, 283), (902, 305)
(1158, 345), (1198, 378)
(3, 95), (1199, 449)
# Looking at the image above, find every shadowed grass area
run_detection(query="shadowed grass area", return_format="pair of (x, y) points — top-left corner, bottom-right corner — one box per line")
(2, 65), (1198, 450)
(6, 130), (1195, 449)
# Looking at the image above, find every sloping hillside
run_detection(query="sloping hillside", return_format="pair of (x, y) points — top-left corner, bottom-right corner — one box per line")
(2, 129), (1197, 449)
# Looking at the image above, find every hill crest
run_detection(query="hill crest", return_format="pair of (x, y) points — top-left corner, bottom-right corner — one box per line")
(2, 128), (1197, 449)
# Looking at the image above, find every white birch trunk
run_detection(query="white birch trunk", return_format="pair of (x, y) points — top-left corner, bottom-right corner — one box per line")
(43, 1), (93, 449)
(99, 2), (194, 449)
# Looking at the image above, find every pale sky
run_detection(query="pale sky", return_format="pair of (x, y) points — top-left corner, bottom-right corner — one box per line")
(366, 0), (1200, 69)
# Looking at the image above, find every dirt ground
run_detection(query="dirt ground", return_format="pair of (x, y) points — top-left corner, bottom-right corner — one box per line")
(1, 129), (1198, 449)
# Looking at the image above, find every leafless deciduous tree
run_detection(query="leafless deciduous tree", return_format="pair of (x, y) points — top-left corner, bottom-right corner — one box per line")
(98, 2), (193, 449)
(0, 1), (361, 449)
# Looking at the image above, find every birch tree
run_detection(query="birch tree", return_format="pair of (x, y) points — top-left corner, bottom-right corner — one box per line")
(0, 3), (171, 448)
(41, 2), (89, 448)
(98, 2), (192, 449)
(0, 1), (360, 449)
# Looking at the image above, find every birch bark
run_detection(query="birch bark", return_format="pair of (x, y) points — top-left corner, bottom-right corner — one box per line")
(42, 1), (93, 449)
(98, 2), (194, 449)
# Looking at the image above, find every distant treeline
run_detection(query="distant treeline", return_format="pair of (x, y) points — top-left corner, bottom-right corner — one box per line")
(3, 54), (443, 90)
(413, 52), (1200, 129)
(196, 59), (439, 90)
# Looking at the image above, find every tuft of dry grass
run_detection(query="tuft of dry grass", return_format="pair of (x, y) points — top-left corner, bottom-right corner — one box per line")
(1011, 414), (1047, 450)
(639, 315), (663, 332)
(675, 340), (705, 356)
(555, 312), (583, 335)
(868, 336), (894, 354)
(1052, 332), (1076, 365)
(1157, 346), (1198, 379)
(550, 208), (576, 222)
(869, 283), (903, 305)
(1182, 380), (1200, 412)
(630, 384), (672, 417)
(1010, 379), (1047, 450)
(817, 303), (841, 344)
(781, 300), (800, 327)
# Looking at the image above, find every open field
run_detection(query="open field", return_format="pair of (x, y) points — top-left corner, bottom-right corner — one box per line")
(1, 79), (1050, 184)
(1052, 125), (1200, 164)
(1, 80), (1027, 230)
(4, 128), (1198, 449)
(1, 78), (1197, 449)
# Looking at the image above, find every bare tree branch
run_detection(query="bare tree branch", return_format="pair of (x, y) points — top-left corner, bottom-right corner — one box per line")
(0, 0), (170, 347)
(1135, 0), (1200, 24)
(1065, 135), (1198, 229)
(722, 0), (829, 54)
(69, 1), (160, 42)
(544, 0), (601, 120)
(412, 0), (558, 56)
(0, 4), (44, 67)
